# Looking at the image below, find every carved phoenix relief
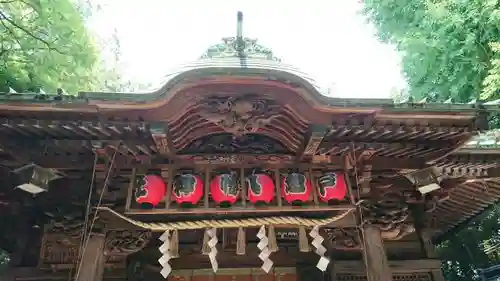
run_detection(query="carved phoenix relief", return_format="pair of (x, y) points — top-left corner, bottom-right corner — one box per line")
(198, 95), (281, 137)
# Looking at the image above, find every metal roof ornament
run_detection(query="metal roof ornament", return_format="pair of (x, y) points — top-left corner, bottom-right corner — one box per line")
(199, 12), (281, 61)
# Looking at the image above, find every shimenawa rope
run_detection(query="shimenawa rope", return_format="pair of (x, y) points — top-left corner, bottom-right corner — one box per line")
(97, 206), (354, 231)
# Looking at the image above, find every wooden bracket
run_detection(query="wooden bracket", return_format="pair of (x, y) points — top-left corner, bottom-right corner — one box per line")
(149, 122), (176, 156)
(299, 124), (329, 161)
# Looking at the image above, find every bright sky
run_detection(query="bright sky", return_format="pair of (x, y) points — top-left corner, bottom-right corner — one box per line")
(90, 0), (405, 98)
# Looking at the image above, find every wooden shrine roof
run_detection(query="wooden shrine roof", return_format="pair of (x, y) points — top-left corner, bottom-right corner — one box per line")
(430, 130), (500, 242)
(0, 36), (500, 244)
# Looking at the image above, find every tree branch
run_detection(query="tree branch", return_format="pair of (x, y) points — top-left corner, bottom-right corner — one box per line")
(0, 10), (66, 55)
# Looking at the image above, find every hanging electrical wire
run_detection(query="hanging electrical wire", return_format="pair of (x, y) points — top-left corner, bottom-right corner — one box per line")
(67, 153), (98, 281)
(73, 147), (119, 281)
(349, 142), (371, 277)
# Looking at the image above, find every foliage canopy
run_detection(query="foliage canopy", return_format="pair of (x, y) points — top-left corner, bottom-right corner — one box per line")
(363, 0), (500, 102)
(0, 0), (103, 94)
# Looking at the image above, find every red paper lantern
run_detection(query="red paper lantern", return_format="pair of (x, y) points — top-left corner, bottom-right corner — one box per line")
(135, 174), (166, 207)
(210, 173), (240, 205)
(281, 173), (312, 204)
(246, 173), (275, 204)
(317, 172), (347, 202)
(172, 174), (204, 205)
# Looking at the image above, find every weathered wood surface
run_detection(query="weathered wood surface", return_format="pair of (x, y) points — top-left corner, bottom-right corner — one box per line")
(363, 225), (391, 281)
(75, 233), (105, 281)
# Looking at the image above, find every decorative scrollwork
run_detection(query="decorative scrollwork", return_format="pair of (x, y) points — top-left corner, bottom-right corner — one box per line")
(200, 37), (281, 61)
(181, 133), (290, 154)
(324, 228), (361, 250)
(49, 220), (85, 240)
(105, 230), (152, 255)
(198, 95), (281, 137)
(180, 154), (293, 165)
(361, 191), (415, 240)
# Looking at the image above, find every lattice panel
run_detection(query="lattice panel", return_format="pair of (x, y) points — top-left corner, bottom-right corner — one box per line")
(336, 273), (432, 281)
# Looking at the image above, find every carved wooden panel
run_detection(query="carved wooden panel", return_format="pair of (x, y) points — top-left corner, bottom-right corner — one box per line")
(38, 233), (126, 269)
(335, 273), (432, 281)
(180, 133), (291, 154)
(38, 224), (149, 270)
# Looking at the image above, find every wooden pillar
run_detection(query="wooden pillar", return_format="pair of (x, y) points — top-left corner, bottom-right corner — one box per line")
(75, 233), (106, 281)
(420, 231), (445, 281)
(362, 225), (391, 281)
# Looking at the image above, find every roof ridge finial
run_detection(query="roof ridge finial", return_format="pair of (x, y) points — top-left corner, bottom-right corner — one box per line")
(235, 11), (245, 56)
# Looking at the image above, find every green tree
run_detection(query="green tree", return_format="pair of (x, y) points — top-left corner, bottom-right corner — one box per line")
(0, 0), (104, 94)
(363, 0), (500, 102)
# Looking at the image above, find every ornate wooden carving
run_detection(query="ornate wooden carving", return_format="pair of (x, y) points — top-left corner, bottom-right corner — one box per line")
(48, 220), (85, 244)
(198, 95), (281, 137)
(180, 133), (290, 154)
(104, 230), (151, 255)
(39, 219), (147, 271)
(335, 273), (432, 281)
(324, 228), (362, 250)
(361, 191), (415, 240)
(180, 154), (293, 165)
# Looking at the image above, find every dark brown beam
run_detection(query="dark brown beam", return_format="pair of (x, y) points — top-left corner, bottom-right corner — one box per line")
(12, 154), (427, 172)
(298, 124), (329, 161)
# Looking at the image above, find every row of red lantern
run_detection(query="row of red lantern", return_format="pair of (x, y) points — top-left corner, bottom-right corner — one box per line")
(135, 172), (347, 207)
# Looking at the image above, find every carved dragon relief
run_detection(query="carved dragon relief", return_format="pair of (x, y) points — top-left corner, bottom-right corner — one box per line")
(324, 228), (362, 250)
(361, 191), (415, 240)
(198, 95), (281, 137)
(104, 230), (151, 255)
